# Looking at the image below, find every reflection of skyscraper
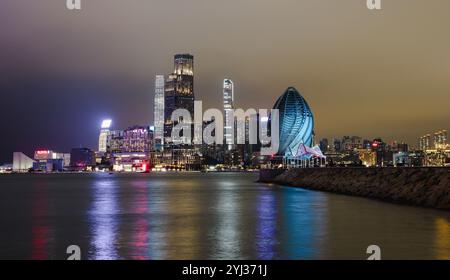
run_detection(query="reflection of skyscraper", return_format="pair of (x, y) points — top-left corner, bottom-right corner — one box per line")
(164, 54), (194, 144)
(223, 79), (234, 150)
(154, 75), (165, 150)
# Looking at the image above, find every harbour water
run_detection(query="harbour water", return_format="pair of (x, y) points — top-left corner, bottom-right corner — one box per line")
(0, 172), (449, 260)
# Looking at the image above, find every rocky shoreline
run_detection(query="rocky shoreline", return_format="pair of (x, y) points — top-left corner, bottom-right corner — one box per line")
(259, 167), (450, 210)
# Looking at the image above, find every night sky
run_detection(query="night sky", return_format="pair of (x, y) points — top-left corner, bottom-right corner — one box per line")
(1, 0), (450, 163)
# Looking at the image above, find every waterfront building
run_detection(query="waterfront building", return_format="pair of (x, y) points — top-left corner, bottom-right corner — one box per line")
(151, 146), (202, 171)
(108, 130), (124, 154)
(12, 152), (35, 172)
(98, 119), (112, 153)
(154, 75), (165, 151)
(0, 163), (12, 173)
(393, 152), (410, 167)
(423, 148), (450, 167)
(32, 150), (70, 172)
(70, 148), (95, 171)
(273, 87), (314, 157)
(409, 150), (425, 167)
(122, 126), (153, 153)
(223, 79), (234, 150)
(109, 125), (153, 172)
(358, 149), (377, 167)
(417, 130), (449, 166)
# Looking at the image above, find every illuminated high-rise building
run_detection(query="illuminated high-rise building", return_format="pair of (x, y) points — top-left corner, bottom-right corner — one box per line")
(164, 54), (194, 143)
(98, 119), (112, 152)
(223, 79), (234, 150)
(434, 130), (448, 149)
(273, 87), (314, 156)
(154, 75), (165, 150)
(419, 134), (432, 151)
(122, 126), (152, 153)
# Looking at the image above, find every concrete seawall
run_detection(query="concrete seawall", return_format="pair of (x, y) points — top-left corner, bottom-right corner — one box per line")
(259, 167), (450, 210)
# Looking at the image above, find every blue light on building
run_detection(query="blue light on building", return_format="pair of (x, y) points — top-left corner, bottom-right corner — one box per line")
(273, 87), (314, 156)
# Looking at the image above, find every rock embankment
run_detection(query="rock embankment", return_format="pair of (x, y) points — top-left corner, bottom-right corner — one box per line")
(259, 167), (450, 210)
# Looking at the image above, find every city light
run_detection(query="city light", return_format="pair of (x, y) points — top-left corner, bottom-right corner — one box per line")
(101, 119), (112, 129)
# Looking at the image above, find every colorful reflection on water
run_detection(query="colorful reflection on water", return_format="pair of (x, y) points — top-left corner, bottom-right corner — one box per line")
(0, 172), (449, 260)
(89, 178), (120, 260)
(434, 218), (450, 260)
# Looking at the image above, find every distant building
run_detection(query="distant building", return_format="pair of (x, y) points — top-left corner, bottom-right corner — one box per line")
(109, 126), (153, 172)
(358, 149), (376, 167)
(319, 138), (329, 153)
(409, 150), (425, 167)
(273, 87), (314, 156)
(371, 138), (393, 166)
(342, 136), (363, 151)
(434, 130), (447, 150)
(154, 75), (165, 151)
(98, 119), (112, 153)
(0, 163), (12, 173)
(424, 149), (450, 167)
(122, 126), (153, 153)
(12, 152), (35, 172)
(223, 79), (234, 150)
(418, 130), (449, 166)
(164, 54), (194, 144)
(419, 134), (432, 151)
(32, 150), (70, 172)
(396, 142), (409, 153)
(332, 138), (342, 152)
(70, 148), (95, 170)
(108, 130), (124, 154)
(393, 152), (410, 167)
(363, 139), (372, 149)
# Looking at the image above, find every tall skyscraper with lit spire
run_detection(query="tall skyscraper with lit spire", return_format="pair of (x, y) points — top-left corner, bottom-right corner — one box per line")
(223, 79), (234, 150)
(164, 54), (194, 144)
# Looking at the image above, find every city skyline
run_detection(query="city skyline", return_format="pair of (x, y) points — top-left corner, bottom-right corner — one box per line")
(1, 1), (450, 162)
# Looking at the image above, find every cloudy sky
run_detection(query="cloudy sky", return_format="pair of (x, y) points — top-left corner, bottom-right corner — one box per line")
(1, 0), (449, 162)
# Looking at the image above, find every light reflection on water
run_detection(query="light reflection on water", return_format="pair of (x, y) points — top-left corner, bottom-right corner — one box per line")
(256, 190), (277, 259)
(435, 218), (450, 259)
(212, 181), (241, 259)
(0, 172), (449, 260)
(89, 178), (120, 260)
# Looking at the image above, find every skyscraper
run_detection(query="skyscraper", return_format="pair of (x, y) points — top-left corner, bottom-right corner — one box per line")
(223, 79), (234, 150)
(98, 119), (112, 152)
(154, 75), (165, 150)
(164, 54), (194, 144)
(273, 87), (314, 156)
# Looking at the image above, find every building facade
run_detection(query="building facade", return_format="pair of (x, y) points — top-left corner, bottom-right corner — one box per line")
(273, 87), (314, 157)
(107, 126), (153, 172)
(164, 54), (195, 144)
(223, 79), (234, 150)
(70, 148), (95, 170)
(154, 75), (165, 151)
(98, 119), (112, 153)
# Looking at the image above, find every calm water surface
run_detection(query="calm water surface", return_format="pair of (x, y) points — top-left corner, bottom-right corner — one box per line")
(0, 172), (449, 260)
